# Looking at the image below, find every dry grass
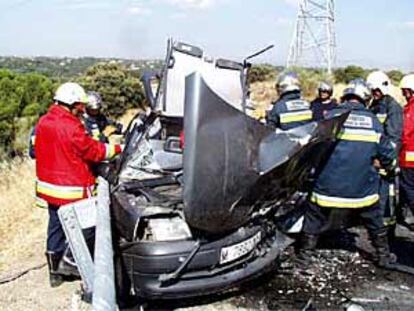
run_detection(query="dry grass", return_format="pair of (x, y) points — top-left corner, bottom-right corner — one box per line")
(0, 159), (47, 272)
(118, 108), (140, 127)
(250, 81), (277, 119)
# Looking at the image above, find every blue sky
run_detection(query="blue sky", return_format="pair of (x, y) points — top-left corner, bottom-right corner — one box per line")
(0, 0), (413, 70)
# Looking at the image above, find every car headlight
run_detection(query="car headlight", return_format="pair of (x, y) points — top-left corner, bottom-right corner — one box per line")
(145, 217), (192, 241)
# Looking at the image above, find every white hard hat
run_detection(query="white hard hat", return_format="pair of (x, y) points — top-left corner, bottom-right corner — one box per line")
(54, 82), (88, 106)
(318, 81), (333, 94)
(342, 79), (371, 103)
(276, 72), (301, 95)
(366, 70), (391, 95)
(400, 74), (414, 92)
(87, 91), (102, 110)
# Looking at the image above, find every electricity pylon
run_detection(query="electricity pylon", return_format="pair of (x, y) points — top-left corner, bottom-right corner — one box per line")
(287, 0), (336, 74)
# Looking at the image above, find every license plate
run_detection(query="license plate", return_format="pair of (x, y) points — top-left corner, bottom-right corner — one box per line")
(220, 232), (261, 264)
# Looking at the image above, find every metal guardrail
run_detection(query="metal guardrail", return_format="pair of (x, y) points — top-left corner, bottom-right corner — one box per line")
(58, 177), (116, 311)
(92, 177), (116, 311)
(58, 198), (96, 295)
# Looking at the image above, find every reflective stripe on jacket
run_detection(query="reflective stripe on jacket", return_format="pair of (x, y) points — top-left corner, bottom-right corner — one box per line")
(267, 91), (313, 131)
(311, 101), (396, 209)
(400, 97), (414, 168)
(35, 104), (122, 206)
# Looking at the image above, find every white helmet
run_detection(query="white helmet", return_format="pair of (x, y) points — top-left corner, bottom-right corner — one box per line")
(366, 70), (391, 95)
(318, 81), (333, 95)
(54, 82), (88, 106)
(276, 72), (301, 95)
(87, 91), (102, 110)
(342, 79), (371, 103)
(400, 74), (414, 92)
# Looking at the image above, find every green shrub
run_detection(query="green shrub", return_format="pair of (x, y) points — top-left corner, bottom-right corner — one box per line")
(248, 64), (278, 84)
(78, 62), (145, 119)
(0, 70), (55, 157)
(333, 65), (368, 84)
(288, 67), (333, 100)
(387, 69), (404, 85)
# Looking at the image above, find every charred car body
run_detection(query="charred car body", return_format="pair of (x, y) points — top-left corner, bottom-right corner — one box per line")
(109, 40), (347, 300)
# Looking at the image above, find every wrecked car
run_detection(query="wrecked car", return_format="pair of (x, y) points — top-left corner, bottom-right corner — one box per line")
(109, 40), (347, 300)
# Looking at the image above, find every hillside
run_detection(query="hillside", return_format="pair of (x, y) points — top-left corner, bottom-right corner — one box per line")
(0, 56), (163, 78)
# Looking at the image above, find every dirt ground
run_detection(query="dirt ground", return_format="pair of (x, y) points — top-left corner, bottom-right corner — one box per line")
(1, 226), (414, 311)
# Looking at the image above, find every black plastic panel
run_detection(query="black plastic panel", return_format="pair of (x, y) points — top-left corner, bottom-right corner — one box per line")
(173, 42), (203, 58)
(216, 58), (244, 71)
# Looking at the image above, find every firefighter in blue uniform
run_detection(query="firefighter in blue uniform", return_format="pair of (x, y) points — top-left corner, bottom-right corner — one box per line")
(266, 72), (313, 130)
(366, 71), (403, 233)
(297, 80), (397, 267)
(84, 92), (123, 143)
(29, 126), (36, 159)
(310, 81), (337, 121)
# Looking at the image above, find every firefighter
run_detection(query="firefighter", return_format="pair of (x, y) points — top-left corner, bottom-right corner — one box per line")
(297, 80), (397, 268)
(28, 126), (36, 159)
(398, 74), (414, 231)
(367, 71), (403, 229)
(366, 71), (403, 233)
(84, 91), (123, 142)
(35, 82), (123, 287)
(366, 71), (402, 147)
(310, 81), (337, 121)
(266, 72), (313, 130)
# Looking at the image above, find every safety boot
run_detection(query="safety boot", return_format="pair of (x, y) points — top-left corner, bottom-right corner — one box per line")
(58, 248), (80, 278)
(295, 233), (319, 268)
(396, 205), (414, 231)
(45, 252), (64, 287)
(370, 228), (397, 268)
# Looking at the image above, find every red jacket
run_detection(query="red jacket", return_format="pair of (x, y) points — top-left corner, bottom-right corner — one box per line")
(35, 104), (122, 206)
(400, 97), (414, 168)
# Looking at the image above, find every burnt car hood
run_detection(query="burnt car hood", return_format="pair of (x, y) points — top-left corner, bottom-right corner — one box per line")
(183, 72), (347, 234)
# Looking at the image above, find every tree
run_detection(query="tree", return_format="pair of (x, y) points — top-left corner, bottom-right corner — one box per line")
(248, 64), (278, 84)
(78, 62), (145, 118)
(0, 70), (55, 158)
(334, 65), (367, 84)
(387, 69), (404, 85)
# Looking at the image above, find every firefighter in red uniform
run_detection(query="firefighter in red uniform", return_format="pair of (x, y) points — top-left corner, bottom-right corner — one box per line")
(35, 82), (122, 287)
(399, 74), (414, 230)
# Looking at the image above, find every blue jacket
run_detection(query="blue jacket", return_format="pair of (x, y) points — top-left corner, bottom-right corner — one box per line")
(84, 113), (122, 143)
(28, 126), (36, 159)
(369, 95), (403, 151)
(310, 101), (396, 209)
(267, 91), (313, 130)
(310, 98), (337, 121)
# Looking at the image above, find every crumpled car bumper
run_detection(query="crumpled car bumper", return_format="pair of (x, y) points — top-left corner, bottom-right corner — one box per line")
(117, 226), (292, 299)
